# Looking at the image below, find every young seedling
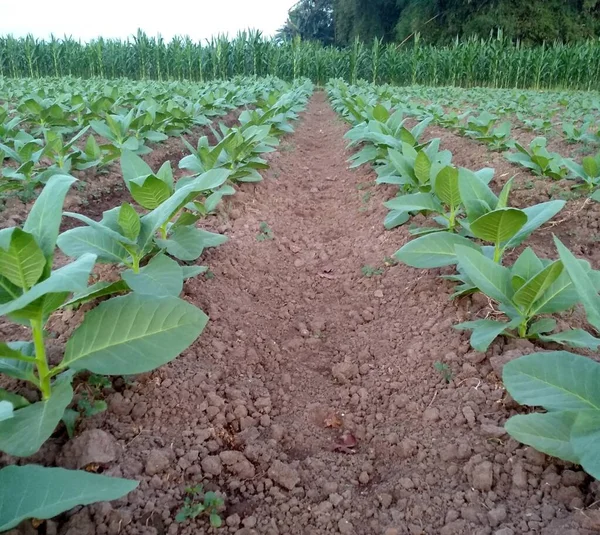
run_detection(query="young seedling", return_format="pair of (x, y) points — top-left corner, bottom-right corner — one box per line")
(434, 361), (453, 383)
(361, 265), (384, 278)
(257, 221), (274, 241)
(175, 485), (224, 528)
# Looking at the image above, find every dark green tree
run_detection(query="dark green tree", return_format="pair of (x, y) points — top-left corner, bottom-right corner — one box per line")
(332, 0), (600, 45)
(276, 0), (335, 45)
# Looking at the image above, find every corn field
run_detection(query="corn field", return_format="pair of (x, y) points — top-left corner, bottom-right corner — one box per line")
(1, 30), (600, 90)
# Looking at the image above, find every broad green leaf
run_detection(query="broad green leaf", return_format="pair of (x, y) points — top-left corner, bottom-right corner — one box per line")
(505, 411), (579, 465)
(513, 261), (564, 311)
(58, 227), (130, 264)
(62, 293), (208, 375)
(384, 210), (411, 230)
(372, 104), (389, 123)
(118, 203), (141, 241)
(0, 465), (138, 531)
(528, 317), (557, 336)
(0, 401), (12, 422)
(414, 151), (431, 184)
(120, 150), (153, 184)
(0, 254), (96, 316)
(62, 211), (136, 246)
(173, 211), (202, 229)
(23, 174), (76, 258)
(394, 233), (480, 268)
(554, 236), (600, 330)
(512, 247), (544, 283)
(503, 351), (600, 411)
(0, 389), (30, 410)
(539, 329), (600, 350)
(384, 193), (442, 213)
(591, 189), (600, 202)
(0, 342), (36, 383)
(0, 229), (46, 289)
(122, 254), (183, 297)
(470, 208), (527, 245)
(572, 411), (600, 479)
(156, 227), (227, 261)
(181, 265), (208, 279)
(458, 168), (498, 220)
(531, 270), (580, 315)
(192, 168), (231, 191)
(582, 156), (599, 178)
(497, 177), (515, 208)
(0, 373), (74, 457)
(63, 280), (130, 308)
(130, 175), (172, 209)
(455, 246), (513, 304)
(454, 317), (521, 352)
(434, 166), (461, 208)
(156, 160), (174, 189)
(505, 201), (566, 248)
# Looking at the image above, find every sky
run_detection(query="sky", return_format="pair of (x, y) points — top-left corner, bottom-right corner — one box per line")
(0, 0), (298, 42)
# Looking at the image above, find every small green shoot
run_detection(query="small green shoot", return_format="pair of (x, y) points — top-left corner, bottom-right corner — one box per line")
(361, 265), (384, 278)
(257, 221), (274, 241)
(175, 485), (224, 527)
(434, 361), (453, 383)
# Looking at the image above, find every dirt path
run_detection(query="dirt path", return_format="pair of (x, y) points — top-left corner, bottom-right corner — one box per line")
(67, 93), (598, 535)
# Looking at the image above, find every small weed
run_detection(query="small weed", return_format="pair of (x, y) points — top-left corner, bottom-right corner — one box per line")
(75, 181), (87, 192)
(361, 265), (384, 278)
(175, 485), (224, 527)
(523, 180), (535, 190)
(434, 361), (453, 383)
(205, 270), (215, 280)
(257, 221), (274, 241)
(77, 373), (110, 417)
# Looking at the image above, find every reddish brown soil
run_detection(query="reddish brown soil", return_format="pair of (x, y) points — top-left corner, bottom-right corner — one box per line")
(3, 94), (600, 535)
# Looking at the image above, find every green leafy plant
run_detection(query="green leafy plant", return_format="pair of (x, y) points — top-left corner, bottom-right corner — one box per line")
(453, 245), (600, 352)
(393, 172), (565, 269)
(344, 106), (432, 168)
(506, 137), (567, 180)
(0, 174), (208, 528)
(503, 236), (600, 480)
(175, 484), (224, 528)
(564, 151), (600, 200)
(58, 155), (229, 269)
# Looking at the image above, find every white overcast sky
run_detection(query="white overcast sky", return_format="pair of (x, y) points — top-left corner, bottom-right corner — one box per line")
(0, 0), (298, 42)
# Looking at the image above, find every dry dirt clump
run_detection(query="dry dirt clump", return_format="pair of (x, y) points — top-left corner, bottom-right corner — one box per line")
(2, 94), (600, 535)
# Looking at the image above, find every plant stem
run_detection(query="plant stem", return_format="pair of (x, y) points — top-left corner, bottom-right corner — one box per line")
(493, 244), (502, 263)
(132, 255), (141, 274)
(518, 321), (528, 338)
(31, 319), (51, 400)
(159, 223), (168, 240)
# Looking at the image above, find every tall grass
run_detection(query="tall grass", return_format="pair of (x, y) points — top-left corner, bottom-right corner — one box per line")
(1, 30), (599, 90)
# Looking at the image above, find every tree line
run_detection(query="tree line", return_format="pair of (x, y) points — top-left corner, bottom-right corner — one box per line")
(278, 0), (600, 45)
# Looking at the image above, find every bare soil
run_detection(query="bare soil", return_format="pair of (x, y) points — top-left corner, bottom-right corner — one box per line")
(3, 93), (600, 535)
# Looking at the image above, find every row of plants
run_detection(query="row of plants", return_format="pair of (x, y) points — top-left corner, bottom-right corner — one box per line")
(327, 79), (600, 481)
(0, 77), (295, 201)
(2, 32), (600, 89)
(328, 81), (600, 200)
(0, 79), (313, 532)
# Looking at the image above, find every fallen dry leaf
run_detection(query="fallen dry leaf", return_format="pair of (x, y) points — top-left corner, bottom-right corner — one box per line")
(324, 413), (343, 428)
(331, 430), (358, 454)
